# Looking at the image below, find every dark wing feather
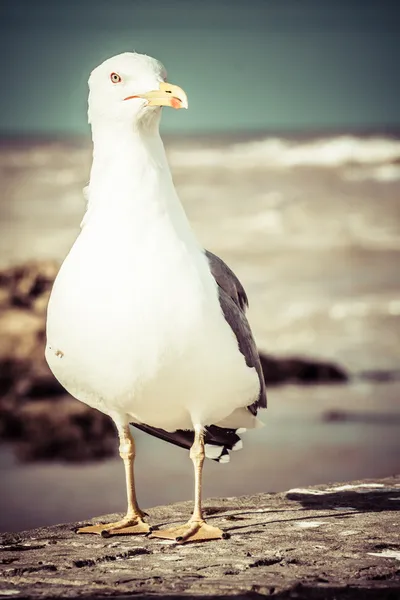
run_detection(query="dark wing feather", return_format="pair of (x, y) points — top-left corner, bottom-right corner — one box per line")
(205, 250), (248, 311)
(205, 250), (267, 412)
(132, 422), (242, 462)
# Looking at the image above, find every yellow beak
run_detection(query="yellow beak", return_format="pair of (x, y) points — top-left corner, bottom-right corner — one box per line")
(124, 82), (188, 110)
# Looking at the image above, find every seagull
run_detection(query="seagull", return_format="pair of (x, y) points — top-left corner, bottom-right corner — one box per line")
(45, 52), (266, 544)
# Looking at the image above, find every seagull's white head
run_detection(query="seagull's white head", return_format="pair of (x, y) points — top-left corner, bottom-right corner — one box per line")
(88, 52), (188, 130)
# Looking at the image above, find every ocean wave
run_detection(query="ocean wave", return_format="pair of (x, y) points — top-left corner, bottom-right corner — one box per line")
(342, 163), (400, 182)
(169, 136), (400, 169)
(1, 136), (400, 173)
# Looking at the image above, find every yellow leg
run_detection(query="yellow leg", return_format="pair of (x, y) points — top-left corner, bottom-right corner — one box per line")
(77, 424), (151, 536)
(150, 425), (227, 543)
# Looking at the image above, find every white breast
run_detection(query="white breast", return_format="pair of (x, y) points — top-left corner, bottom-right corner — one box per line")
(46, 213), (258, 430)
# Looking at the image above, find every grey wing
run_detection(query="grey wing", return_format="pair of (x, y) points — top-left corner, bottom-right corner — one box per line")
(205, 250), (248, 310)
(205, 250), (267, 412)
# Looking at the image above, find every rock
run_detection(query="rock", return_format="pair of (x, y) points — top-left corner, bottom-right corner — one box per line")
(359, 369), (400, 383)
(0, 476), (399, 599)
(323, 409), (400, 426)
(259, 353), (349, 385)
(14, 396), (116, 462)
(0, 261), (61, 403)
(0, 261), (57, 312)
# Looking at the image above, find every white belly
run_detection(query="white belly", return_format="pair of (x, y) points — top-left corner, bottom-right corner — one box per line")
(46, 223), (258, 430)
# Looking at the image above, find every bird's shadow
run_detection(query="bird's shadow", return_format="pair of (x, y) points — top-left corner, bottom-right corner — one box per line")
(285, 488), (400, 513)
(199, 488), (400, 534)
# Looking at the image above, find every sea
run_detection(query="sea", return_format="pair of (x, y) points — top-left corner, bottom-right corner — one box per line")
(0, 132), (399, 531)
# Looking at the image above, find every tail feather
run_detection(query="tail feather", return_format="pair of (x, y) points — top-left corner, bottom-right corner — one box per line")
(131, 422), (244, 463)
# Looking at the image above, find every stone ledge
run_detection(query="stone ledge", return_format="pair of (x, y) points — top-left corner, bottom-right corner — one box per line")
(1, 476), (399, 599)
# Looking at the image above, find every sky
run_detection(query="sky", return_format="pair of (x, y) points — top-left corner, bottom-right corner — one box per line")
(0, 0), (399, 135)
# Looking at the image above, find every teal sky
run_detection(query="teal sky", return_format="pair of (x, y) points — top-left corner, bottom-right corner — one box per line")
(0, 0), (399, 135)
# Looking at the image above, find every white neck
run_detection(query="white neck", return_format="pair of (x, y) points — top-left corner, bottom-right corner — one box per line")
(83, 117), (196, 249)
(88, 118), (168, 213)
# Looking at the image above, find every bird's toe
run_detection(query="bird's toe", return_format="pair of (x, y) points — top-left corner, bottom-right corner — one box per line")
(149, 520), (226, 544)
(76, 517), (151, 536)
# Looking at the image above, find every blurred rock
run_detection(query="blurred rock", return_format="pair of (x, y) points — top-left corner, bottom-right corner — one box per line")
(0, 261), (349, 463)
(323, 409), (400, 425)
(259, 353), (348, 385)
(0, 261), (60, 399)
(358, 369), (400, 382)
(15, 396), (116, 462)
(0, 260), (57, 312)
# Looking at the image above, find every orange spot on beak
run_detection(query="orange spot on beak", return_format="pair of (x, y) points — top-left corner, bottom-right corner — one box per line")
(171, 97), (181, 110)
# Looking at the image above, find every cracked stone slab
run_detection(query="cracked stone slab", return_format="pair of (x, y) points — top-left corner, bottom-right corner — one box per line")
(0, 476), (399, 599)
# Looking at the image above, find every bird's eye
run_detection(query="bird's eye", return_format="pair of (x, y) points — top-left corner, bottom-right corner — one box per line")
(110, 72), (122, 84)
